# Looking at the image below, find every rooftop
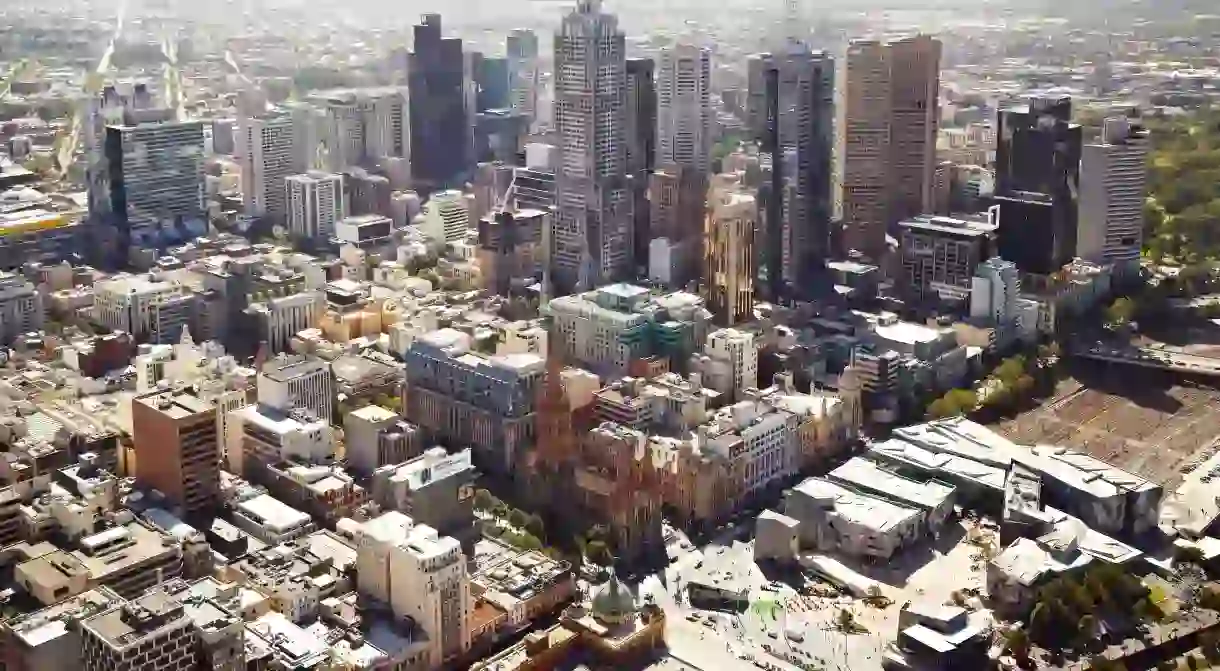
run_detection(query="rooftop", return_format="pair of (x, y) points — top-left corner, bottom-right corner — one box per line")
(791, 477), (923, 532)
(829, 457), (956, 511)
(82, 589), (188, 649)
(236, 494), (312, 534)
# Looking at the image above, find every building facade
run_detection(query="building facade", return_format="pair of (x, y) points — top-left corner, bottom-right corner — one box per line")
(131, 389), (221, 518)
(239, 113), (296, 219)
(704, 182), (756, 326)
(0, 271), (43, 346)
(409, 14), (469, 190)
(1079, 116), (1149, 273)
(551, 0), (632, 293)
(748, 47), (835, 299)
(841, 36), (941, 262)
(285, 171), (346, 241)
(404, 329), (545, 477)
(898, 213), (997, 303)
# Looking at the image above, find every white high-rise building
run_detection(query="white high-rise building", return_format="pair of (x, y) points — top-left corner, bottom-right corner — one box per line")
(1079, 117), (1149, 273)
(420, 189), (471, 250)
(552, 0), (631, 293)
(656, 44), (713, 175)
(239, 113), (296, 218)
(354, 512), (471, 668)
(286, 171), (346, 240)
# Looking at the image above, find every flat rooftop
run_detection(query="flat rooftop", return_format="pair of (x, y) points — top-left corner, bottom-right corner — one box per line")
(83, 589), (187, 648)
(134, 390), (214, 419)
(8, 588), (123, 649)
(236, 494), (312, 534)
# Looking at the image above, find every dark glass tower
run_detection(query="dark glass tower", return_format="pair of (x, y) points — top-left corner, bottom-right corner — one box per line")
(626, 57), (656, 270)
(994, 95), (1082, 274)
(409, 14), (470, 191)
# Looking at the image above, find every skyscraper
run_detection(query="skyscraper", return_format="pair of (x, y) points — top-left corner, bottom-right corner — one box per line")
(93, 117), (206, 267)
(409, 14), (469, 191)
(842, 36), (942, 263)
(652, 45), (713, 286)
(507, 29), (540, 125)
(749, 46), (835, 301)
(626, 57), (657, 270)
(656, 45), (713, 176)
(994, 95), (1083, 275)
(551, 0), (631, 293)
(1079, 117), (1149, 274)
(286, 171), (347, 241)
(705, 177), (757, 326)
(239, 113), (296, 219)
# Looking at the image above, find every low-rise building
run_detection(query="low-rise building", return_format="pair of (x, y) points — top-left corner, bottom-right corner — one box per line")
(370, 447), (476, 551)
(469, 538), (575, 646)
(79, 589), (198, 671)
(783, 477), (923, 560)
(232, 493), (316, 545)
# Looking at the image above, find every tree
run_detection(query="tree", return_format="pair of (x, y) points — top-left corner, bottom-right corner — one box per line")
(1004, 628), (1032, 665)
(473, 488), (494, 511)
(524, 514), (545, 540)
(508, 508), (529, 531)
(1105, 297), (1136, 327)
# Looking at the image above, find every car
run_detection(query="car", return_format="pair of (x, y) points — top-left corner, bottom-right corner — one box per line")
(686, 614), (699, 622)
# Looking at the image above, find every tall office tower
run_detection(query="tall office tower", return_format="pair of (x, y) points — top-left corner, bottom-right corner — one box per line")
(316, 96), (365, 172)
(507, 29), (540, 124)
(656, 45), (713, 176)
(132, 389), (221, 518)
(474, 55), (511, 112)
(92, 118), (206, 267)
(705, 178), (757, 326)
(552, 0), (631, 294)
(286, 171), (347, 241)
(749, 47), (835, 302)
(994, 95), (1083, 275)
(409, 14), (469, 191)
(841, 36), (942, 262)
(626, 57), (657, 269)
(239, 113), (295, 219)
(1079, 117), (1149, 274)
(356, 89), (410, 162)
(653, 45), (713, 285)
